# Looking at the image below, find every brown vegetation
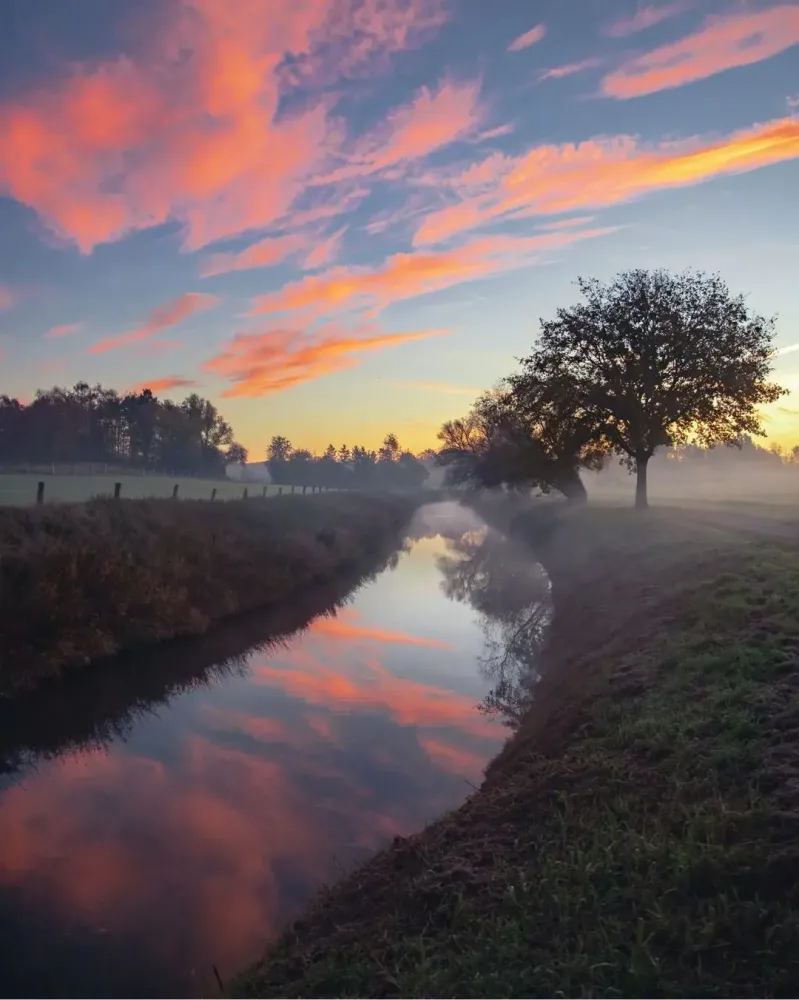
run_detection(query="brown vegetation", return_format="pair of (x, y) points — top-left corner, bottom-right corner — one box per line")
(232, 501), (799, 998)
(0, 492), (415, 696)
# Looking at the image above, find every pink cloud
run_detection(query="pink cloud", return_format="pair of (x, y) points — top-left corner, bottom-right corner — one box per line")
(413, 116), (799, 246)
(317, 78), (483, 186)
(89, 292), (219, 354)
(302, 227), (347, 270)
(604, 2), (689, 38)
(200, 234), (306, 278)
(602, 5), (799, 99)
(538, 58), (604, 82)
(126, 376), (198, 395)
(0, 285), (15, 312)
(508, 23), (547, 52)
(0, 0), (451, 253)
(44, 322), (83, 339)
(204, 323), (449, 397)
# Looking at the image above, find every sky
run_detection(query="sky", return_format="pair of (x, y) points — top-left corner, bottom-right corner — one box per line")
(0, 0), (797, 458)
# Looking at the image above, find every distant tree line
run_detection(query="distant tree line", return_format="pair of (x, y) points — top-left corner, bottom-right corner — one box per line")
(264, 434), (430, 491)
(0, 383), (246, 476)
(437, 269), (787, 507)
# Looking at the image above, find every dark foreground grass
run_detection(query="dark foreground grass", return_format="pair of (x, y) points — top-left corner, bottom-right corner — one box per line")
(232, 504), (799, 998)
(0, 491), (415, 696)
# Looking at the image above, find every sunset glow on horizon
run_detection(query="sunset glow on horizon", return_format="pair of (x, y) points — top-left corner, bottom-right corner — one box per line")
(1, 0), (798, 457)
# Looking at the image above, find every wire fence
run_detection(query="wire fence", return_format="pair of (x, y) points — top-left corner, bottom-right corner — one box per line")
(0, 471), (334, 507)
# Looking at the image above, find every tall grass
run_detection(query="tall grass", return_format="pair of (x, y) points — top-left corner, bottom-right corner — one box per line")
(0, 492), (415, 696)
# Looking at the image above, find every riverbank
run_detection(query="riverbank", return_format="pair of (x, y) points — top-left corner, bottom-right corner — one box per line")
(232, 500), (799, 998)
(0, 492), (415, 697)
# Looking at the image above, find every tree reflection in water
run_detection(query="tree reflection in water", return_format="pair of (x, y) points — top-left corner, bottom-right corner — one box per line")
(437, 528), (552, 728)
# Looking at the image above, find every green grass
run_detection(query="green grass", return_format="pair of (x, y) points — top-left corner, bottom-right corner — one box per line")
(0, 491), (415, 696)
(0, 472), (298, 506)
(232, 506), (799, 998)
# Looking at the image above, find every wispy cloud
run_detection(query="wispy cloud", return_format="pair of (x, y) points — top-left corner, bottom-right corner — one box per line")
(538, 58), (603, 83)
(126, 375), (198, 395)
(204, 324), (449, 397)
(0, 0), (451, 252)
(316, 78), (483, 186)
(413, 117), (799, 246)
(0, 285), (15, 312)
(250, 230), (612, 320)
(604, 2), (689, 38)
(200, 235), (306, 278)
(302, 227), (346, 270)
(602, 5), (799, 99)
(508, 23), (547, 52)
(89, 292), (219, 354)
(44, 322), (83, 339)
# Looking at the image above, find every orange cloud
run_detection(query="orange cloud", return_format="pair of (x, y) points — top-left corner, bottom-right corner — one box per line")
(44, 322), (83, 339)
(0, 0), (450, 252)
(413, 116), (799, 246)
(604, 1), (689, 38)
(89, 292), (219, 354)
(250, 231), (610, 319)
(204, 323), (448, 397)
(508, 23), (547, 52)
(602, 5), (799, 98)
(538, 58), (603, 82)
(126, 376), (198, 395)
(200, 234), (306, 277)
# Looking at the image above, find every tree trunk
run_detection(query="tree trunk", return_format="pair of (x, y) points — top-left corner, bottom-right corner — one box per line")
(557, 469), (587, 505)
(635, 454), (649, 509)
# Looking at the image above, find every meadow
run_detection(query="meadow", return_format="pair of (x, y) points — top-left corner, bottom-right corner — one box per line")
(0, 472), (296, 506)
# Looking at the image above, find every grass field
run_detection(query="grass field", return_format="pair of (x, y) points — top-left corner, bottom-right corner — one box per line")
(0, 473), (297, 506)
(233, 501), (799, 998)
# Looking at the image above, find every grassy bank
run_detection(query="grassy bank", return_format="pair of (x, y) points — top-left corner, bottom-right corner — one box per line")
(233, 503), (799, 998)
(0, 492), (415, 696)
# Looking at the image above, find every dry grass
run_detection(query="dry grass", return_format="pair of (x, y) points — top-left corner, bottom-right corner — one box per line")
(232, 502), (799, 999)
(0, 492), (415, 696)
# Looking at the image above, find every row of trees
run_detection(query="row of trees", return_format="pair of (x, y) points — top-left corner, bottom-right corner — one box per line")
(436, 269), (786, 507)
(0, 384), (245, 476)
(263, 434), (430, 491)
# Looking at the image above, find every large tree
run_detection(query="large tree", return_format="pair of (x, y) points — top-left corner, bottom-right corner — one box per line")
(513, 269), (785, 507)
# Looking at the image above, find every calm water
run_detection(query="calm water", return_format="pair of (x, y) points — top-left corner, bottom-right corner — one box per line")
(0, 503), (551, 998)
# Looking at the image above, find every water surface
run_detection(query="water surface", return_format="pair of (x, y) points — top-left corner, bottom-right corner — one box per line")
(0, 503), (550, 997)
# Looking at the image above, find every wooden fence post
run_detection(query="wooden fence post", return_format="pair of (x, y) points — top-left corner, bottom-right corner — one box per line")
(302, 485), (307, 494)
(211, 488), (217, 501)
(172, 484), (179, 499)
(36, 481), (45, 505)
(262, 485), (267, 497)
(243, 487), (248, 499)
(114, 482), (121, 499)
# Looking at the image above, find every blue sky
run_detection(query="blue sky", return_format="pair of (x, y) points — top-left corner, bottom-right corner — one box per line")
(0, 0), (797, 455)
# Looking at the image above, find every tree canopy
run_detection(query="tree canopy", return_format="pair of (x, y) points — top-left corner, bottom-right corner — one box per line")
(512, 269), (784, 506)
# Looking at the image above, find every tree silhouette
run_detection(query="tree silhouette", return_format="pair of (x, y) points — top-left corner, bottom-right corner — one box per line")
(437, 386), (605, 502)
(514, 269), (785, 507)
